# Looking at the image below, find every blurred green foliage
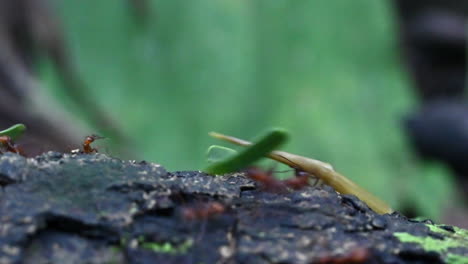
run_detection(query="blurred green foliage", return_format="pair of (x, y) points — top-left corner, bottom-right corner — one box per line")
(40, 0), (456, 220)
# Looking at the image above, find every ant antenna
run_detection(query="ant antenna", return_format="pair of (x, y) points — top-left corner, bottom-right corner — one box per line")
(276, 153), (321, 181)
(276, 154), (304, 172)
(90, 134), (106, 140)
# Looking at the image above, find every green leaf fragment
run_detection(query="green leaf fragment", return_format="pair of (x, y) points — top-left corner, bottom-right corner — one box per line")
(206, 145), (238, 163)
(205, 128), (288, 175)
(0, 124), (26, 141)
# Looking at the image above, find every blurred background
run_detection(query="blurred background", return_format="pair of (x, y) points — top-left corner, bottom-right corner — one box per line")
(1, 0), (466, 226)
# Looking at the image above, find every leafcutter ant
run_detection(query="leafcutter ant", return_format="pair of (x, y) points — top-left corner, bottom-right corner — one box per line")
(244, 163), (315, 193)
(0, 135), (23, 155)
(282, 171), (310, 190)
(82, 135), (105, 154)
(276, 154), (320, 189)
(180, 201), (227, 245)
(209, 131), (394, 214)
(317, 248), (370, 264)
(181, 202), (226, 221)
(244, 167), (288, 193)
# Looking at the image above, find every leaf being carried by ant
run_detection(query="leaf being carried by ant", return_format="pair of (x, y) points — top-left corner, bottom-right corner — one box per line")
(206, 145), (238, 164)
(204, 128), (288, 175)
(0, 124), (26, 155)
(0, 124), (26, 141)
(209, 130), (394, 215)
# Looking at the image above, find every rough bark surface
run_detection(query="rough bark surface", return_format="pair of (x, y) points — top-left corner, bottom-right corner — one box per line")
(0, 152), (467, 264)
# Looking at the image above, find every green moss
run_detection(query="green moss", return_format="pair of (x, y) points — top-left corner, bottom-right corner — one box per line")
(453, 226), (468, 238)
(120, 236), (193, 255)
(426, 224), (468, 248)
(140, 239), (193, 255)
(447, 253), (468, 264)
(394, 233), (454, 252)
(110, 246), (123, 253)
(393, 224), (468, 263)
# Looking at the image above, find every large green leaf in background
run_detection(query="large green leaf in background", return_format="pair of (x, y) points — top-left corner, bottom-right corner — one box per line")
(40, 0), (456, 220)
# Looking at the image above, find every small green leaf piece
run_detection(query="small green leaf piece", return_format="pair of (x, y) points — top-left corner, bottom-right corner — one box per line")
(0, 124), (26, 141)
(206, 145), (238, 164)
(205, 128), (289, 175)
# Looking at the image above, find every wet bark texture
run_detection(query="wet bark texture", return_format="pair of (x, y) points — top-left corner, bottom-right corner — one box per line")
(0, 152), (467, 264)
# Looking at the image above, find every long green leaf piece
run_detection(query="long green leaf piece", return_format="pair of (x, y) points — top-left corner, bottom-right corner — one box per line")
(0, 124), (26, 141)
(204, 129), (288, 175)
(209, 130), (394, 215)
(206, 145), (238, 164)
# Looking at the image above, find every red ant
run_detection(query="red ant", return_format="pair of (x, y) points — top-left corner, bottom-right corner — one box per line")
(82, 135), (104, 153)
(181, 202), (226, 221)
(244, 167), (288, 193)
(244, 155), (319, 192)
(280, 155), (321, 189)
(0, 135), (23, 155)
(244, 165), (313, 193)
(317, 248), (370, 264)
(282, 170), (310, 190)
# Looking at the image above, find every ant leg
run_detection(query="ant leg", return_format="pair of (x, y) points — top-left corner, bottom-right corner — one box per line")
(0, 136), (20, 154)
(195, 217), (207, 243)
(311, 176), (320, 187)
(82, 135), (105, 153)
(0, 136), (12, 147)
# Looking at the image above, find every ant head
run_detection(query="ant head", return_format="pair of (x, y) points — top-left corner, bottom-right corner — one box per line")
(295, 169), (309, 177)
(86, 134), (105, 141)
(244, 166), (272, 176)
(208, 202), (225, 213)
(243, 166), (258, 174)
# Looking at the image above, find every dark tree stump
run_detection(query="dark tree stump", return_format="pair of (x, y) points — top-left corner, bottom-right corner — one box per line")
(0, 152), (467, 263)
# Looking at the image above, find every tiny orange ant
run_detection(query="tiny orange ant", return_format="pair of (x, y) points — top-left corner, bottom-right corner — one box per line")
(244, 157), (317, 192)
(181, 202), (226, 221)
(209, 131), (394, 214)
(82, 135), (105, 154)
(244, 167), (289, 193)
(317, 248), (370, 264)
(0, 135), (23, 155)
(282, 172), (310, 190)
(277, 154), (322, 189)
